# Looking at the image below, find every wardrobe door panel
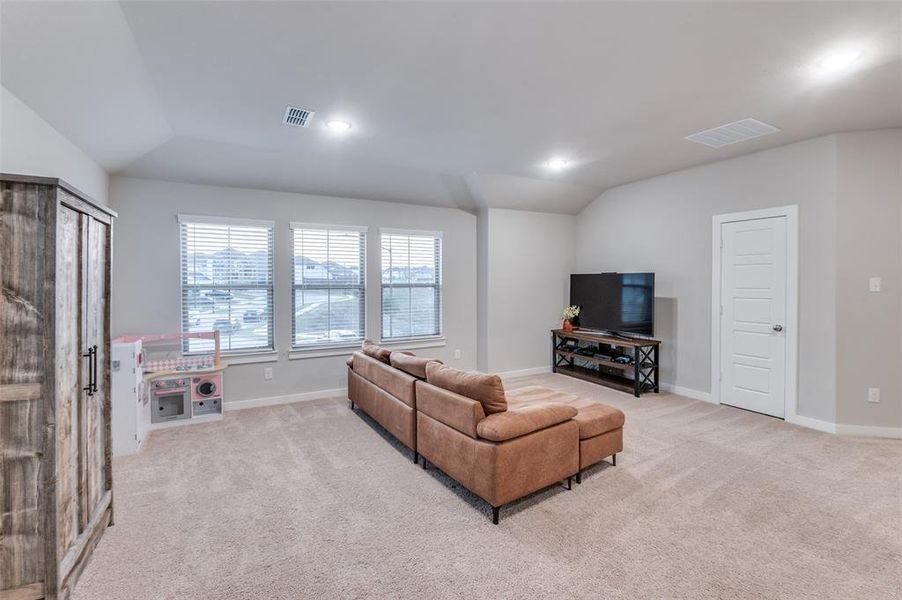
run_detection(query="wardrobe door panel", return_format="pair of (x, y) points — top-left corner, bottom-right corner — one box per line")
(82, 217), (109, 523)
(0, 183), (52, 591)
(54, 204), (83, 562)
(2, 176), (115, 600)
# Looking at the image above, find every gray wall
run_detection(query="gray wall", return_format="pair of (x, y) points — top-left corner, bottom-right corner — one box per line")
(575, 136), (838, 422)
(479, 208), (575, 373)
(1, 84), (109, 204)
(835, 129), (902, 428)
(477, 208), (490, 370)
(109, 176), (478, 404)
(108, 129), (901, 429)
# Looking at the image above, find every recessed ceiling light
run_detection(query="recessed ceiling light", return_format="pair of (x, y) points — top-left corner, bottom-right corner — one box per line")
(546, 158), (569, 170)
(816, 48), (862, 73)
(325, 120), (352, 132)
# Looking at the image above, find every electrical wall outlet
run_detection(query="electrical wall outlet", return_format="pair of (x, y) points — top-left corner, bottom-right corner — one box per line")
(264, 367), (273, 381)
(868, 387), (880, 403)
(869, 277), (882, 292)
(454, 349), (461, 359)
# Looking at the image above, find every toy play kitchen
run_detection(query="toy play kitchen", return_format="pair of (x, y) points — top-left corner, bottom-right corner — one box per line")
(111, 331), (227, 455)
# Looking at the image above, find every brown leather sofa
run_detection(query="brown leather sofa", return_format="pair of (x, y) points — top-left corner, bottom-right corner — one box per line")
(506, 386), (625, 483)
(347, 350), (420, 462)
(415, 376), (579, 523)
(346, 341), (625, 523)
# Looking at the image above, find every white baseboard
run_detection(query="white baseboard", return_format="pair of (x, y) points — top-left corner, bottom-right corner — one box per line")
(497, 366), (552, 380)
(660, 383), (715, 404)
(786, 414), (837, 434)
(223, 387), (347, 411)
(835, 424), (902, 439)
(779, 415), (902, 438)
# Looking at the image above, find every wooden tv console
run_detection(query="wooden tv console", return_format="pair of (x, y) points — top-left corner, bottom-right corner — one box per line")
(551, 329), (660, 397)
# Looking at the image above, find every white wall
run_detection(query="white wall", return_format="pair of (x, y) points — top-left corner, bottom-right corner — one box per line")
(110, 176), (477, 404)
(477, 208), (490, 370)
(478, 208), (575, 374)
(835, 129), (902, 429)
(0, 85), (108, 204)
(575, 136), (838, 423)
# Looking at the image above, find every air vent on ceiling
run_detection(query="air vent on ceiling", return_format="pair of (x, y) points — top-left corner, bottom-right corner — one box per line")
(282, 105), (315, 128)
(685, 118), (780, 148)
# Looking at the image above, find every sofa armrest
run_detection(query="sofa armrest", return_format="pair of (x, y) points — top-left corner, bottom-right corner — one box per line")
(416, 381), (486, 438)
(476, 403), (577, 442)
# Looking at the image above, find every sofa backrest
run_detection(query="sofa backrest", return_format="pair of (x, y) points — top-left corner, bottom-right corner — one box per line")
(415, 380), (486, 439)
(351, 351), (417, 408)
(424, 362), (507, 414)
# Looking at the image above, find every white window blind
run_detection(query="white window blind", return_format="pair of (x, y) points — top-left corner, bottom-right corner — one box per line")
(179, 216), (274, 354)
(381, 230), (442, 340)
(291, 224), (367, 347)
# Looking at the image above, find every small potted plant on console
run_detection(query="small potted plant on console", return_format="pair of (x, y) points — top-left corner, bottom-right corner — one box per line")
(562, 305), (581, 332)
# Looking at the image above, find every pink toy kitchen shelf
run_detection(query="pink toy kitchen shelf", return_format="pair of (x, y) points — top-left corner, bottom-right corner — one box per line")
(115, 330), (223, 376)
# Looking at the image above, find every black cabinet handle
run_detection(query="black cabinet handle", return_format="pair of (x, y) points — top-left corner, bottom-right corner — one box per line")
(82, 346), (97, 396)
(91, 344), (98, 394)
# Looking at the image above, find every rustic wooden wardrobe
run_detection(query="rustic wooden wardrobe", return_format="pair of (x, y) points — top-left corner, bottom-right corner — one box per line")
(1, 175), (115, 600)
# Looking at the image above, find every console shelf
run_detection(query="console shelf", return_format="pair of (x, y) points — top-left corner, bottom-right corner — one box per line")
(551, 329), (660, 397)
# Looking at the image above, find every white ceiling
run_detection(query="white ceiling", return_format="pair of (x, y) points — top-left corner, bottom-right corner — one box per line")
(2, 1), (900, 214)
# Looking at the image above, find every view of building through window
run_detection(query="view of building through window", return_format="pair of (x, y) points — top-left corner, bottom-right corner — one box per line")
(381, 231), (442, 340)
(181, 220), (441, 350)
(180, 219), (274, 353)
(292, 226), (366, 347)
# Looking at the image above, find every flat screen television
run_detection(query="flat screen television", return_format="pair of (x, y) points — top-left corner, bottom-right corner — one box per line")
(569, 273), (655, 337)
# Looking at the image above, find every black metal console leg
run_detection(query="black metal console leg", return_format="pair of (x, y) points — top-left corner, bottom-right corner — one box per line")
(611, 453), (617, 467)
(575, 471), (582, 484)
(492, 506), (500, 525)
(653, 345), (660, 393)
(633, 346), (641, 397)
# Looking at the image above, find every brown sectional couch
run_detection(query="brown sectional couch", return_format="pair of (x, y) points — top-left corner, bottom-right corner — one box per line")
(507, 386), (625, 483)
(346, 344), (625, 523)
(415, 379), (579, 523)
(347, 352), (419, 460)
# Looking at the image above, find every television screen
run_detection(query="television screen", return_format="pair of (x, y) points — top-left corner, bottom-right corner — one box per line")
(569, 273), (655, 336)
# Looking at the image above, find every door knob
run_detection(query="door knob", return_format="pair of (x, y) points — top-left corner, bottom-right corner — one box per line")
(773, 324), (783, 332)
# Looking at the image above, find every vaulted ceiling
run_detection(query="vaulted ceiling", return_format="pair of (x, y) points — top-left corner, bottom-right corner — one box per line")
(2, 1), (900, 213)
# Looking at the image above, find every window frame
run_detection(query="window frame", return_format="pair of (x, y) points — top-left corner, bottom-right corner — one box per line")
(290, 222), (368, 350)
(178, 214), (275, 355)
(379, 228), (443, 342)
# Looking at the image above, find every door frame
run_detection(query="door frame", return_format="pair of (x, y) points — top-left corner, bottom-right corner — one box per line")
(710, 205), (799, 420)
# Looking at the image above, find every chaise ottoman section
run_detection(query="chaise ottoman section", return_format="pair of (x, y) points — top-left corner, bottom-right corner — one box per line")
(506, 386), (625, 483)
(571, 403), (624, 483)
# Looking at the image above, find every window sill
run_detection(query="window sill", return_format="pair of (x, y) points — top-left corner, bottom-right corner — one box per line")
(222, 351), (279, 366)
(380, 337), (447, 350)
(289, 344), (360, 361)
(287, 337), (447, 360)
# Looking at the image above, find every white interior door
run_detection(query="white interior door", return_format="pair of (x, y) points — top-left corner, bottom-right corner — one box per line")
(720, 216), (787, 418)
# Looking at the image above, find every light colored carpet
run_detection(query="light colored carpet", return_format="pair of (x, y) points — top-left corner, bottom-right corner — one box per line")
(73, 374), (901, 600)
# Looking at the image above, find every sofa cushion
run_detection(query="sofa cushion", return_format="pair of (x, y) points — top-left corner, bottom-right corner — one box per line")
(506, 385), (579, 406)
(476, 403), (577, 442)
(390, 352), (440, 379)
(506, 385), (625, 440)
(571, 403), (625, 440)
(361, 339), (392, 364)
(415, 381), (485, 438)
(351, 352), (417, 408)
(425, 362), (507, 415)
